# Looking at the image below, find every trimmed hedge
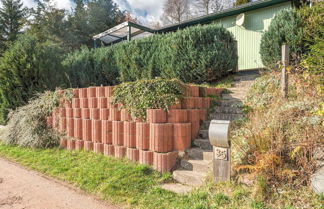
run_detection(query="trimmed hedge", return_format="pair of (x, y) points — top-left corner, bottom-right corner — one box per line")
(63, 24), (238, 87)
(63, 46), (119, 87)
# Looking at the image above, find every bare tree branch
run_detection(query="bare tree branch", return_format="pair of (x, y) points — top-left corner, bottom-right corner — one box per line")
(161, 0), (190, 24)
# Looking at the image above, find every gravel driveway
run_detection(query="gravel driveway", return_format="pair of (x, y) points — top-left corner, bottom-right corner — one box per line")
(0, 158), (120, 209)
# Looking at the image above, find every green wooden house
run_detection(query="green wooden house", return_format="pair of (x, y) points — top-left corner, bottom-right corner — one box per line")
(94, 0), (299, 70)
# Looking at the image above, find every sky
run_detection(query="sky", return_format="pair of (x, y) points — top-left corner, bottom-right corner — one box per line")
(113, 0), (166, 24)
(21, 0), (75, 10)
(19, 0), (165, 25)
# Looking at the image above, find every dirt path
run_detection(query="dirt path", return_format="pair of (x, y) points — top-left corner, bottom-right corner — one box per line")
(0, 158), (120, 209)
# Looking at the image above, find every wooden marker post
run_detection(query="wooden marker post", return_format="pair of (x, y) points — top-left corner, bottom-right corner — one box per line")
(281, 44), (289, 98)
(209, 120), (231, 183)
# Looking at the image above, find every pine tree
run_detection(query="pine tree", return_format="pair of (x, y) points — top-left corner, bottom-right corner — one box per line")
(66, 0), (90, 49)
(27, 0), (68, 49)
(0, 0), (25, 54)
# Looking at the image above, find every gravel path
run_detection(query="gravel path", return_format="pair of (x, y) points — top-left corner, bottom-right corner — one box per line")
(0, 158), (120, 209)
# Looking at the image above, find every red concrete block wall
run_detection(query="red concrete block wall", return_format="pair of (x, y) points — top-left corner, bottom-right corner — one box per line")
(136, 122), (150, 150)
(124, 122), (136, 148)
(150, 123), (173, 153)
(50, 84), (223, 173)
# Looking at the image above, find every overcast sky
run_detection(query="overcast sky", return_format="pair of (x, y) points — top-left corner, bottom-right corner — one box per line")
(18, 0), (165, 25)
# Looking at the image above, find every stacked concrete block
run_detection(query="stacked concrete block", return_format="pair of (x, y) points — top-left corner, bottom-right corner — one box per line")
(48, 85), (223, 173)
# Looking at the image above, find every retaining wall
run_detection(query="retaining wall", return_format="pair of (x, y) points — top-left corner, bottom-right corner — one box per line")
(47, 85), (223, 173)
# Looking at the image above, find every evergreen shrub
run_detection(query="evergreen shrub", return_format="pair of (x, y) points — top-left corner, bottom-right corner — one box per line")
(64, 24), (238, 86)
(0, 34), (66, 124)
(63, 46), (119, 87)
(260, 9), (303, 69)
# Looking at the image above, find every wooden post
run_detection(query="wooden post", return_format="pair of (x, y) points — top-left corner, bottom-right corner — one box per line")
(281, 44), (289, 98)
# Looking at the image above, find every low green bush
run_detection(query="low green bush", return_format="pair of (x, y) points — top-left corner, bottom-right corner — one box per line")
(112, 78), (185, 119)
(64, 24), (238, 86)
(0, 34), (67, 124)
(260, 9), (303, 69)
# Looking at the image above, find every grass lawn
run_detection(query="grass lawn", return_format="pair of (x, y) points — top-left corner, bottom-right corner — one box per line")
(0, 143), (322, 209)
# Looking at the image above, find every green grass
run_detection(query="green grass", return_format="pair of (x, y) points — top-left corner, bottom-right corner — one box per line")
(0, 143), (322, 209)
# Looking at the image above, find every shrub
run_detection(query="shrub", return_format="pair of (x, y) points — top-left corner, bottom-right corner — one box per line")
(301, 41), (324, 75)
(63, 46), (119, 88)
(112, 78), (185, 119)
(114, 37), (161, 82)
(160, 25), (238, 83)
(0, 34), (67, 124)
(1, 90), (72, 148)
(260, 9), (304, 69)
(231, 72), (323, 186)
(299, 2), (324, 75)
(64, 24), (238, 85)
(298, 2), (324, 50)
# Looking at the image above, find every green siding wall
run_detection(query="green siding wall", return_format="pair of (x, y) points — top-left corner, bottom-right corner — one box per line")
(215, 2), (292, 70)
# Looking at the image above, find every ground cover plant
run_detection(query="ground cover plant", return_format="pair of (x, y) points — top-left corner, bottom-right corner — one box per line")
(0, 143), (322, 209)
(112, 78), (185, 119)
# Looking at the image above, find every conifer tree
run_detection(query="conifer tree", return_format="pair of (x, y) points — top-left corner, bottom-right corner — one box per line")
(0, 0), (25, 54)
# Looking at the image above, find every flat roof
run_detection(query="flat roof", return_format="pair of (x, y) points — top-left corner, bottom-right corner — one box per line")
(93, 21), (154, 44)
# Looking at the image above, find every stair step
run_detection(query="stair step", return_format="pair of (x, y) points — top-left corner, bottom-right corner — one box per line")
(201, 120), (210, 129)
(193, 139), (213, 150)
(173, 170), (207, 187)
(181, 159), (211, 172)
(198, 130), (208, 139)
(186, 148), (213, 161)
(160, 183), (194, 194)
(210, 113), (243, 121)
(234, 75), (259, 81)
(222, 94), (246, 100)
(217, 100), (244, 107)
(213, 106), (242, 114)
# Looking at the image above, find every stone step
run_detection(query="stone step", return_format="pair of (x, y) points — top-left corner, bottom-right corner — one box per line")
(160, 183), (194, 194)
(181, 159), (211, 173)
(216, 100), (244, 107)
(227, 87), (250, 92)
(173, 170), (207, 187)
(193, 139), (213, 150)
(199, 130), (208, 139)
(222, 94), (246, 100)
(186, 148), (213, 161)
(213, 106), (242, 114)
(201, 120), (210, 129)
(233, 83), (254, 88)
(210, 113), (243, 121)
(234, 75), (259, 81)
